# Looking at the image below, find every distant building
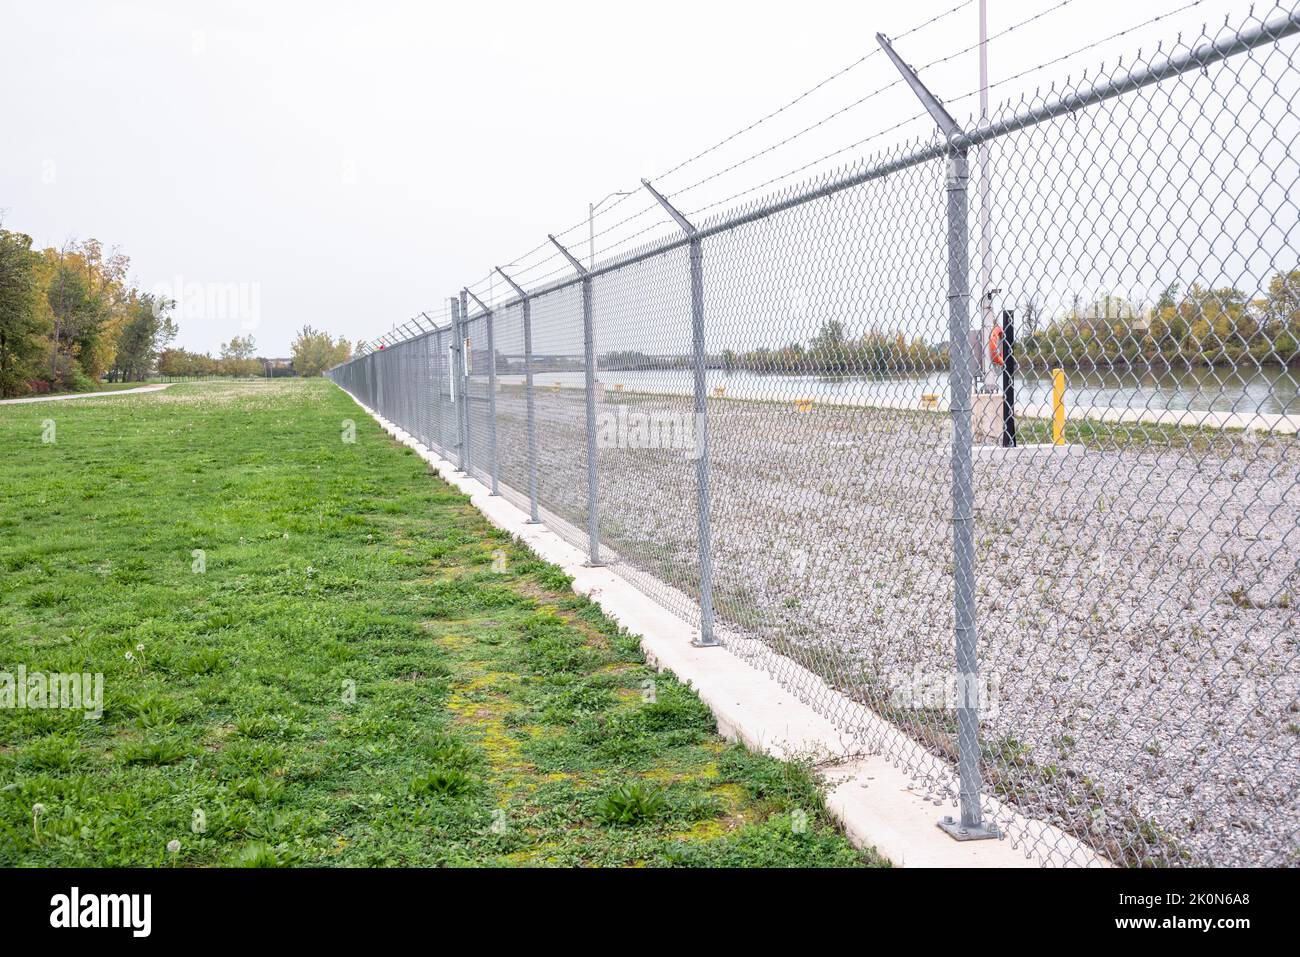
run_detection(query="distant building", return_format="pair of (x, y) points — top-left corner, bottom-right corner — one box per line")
(262, 357), (295, 377)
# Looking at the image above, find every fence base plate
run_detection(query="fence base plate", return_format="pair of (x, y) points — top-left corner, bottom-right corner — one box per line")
(938, 816), (1002, 841)
(691, 635), (723, 648)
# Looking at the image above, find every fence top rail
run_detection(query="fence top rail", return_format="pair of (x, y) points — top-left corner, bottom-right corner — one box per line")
(332, 2), (1300, 372)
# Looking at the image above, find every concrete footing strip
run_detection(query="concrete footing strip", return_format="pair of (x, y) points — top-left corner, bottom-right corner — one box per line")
(343, 390), (1107, 868)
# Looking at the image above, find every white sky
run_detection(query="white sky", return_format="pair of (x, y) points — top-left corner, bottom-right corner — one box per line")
(0, 0), (1284, 356)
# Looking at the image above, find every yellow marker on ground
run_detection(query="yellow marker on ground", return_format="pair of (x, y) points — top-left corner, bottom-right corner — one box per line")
(794, 398), (813, 413)
(1052, 368), (1066, 445)
(614, 383), (623, 391)
(921, 393), (940, 410)
(713, 386), (726, 398)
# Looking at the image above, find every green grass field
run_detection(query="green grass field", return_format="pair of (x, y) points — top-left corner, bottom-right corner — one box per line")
(0, 379), (877, 867)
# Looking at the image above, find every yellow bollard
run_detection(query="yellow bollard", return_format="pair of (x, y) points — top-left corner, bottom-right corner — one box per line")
(1051, 368), (1066, 445)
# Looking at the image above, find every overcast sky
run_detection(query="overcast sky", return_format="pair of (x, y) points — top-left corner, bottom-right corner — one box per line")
(0, 0), (1280, 356)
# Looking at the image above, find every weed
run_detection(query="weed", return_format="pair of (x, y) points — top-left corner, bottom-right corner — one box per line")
(597, 783), (667, 826)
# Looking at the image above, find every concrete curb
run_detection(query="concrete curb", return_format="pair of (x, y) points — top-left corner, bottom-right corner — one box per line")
(343, 390), (1107, 868)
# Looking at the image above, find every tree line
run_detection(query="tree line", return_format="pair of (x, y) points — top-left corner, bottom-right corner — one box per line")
(157, 327), (350, 379)
(1021, 270), (1300, 369)
(720, 321), (946, 375)
(0, 220), (355, 396)
(713, 269), (1299, 377)
(0, 227), (179, 397)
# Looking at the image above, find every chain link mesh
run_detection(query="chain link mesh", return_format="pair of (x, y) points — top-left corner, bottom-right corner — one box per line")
(329, 4), (1300, 867)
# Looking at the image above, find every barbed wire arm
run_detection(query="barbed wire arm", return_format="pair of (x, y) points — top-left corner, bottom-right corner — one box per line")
(547, 234), (589, 278)
(875, 33), (962, 140)
(465, 289), (493, 316)
(640, 177), (696, 235)
(494, 266), (527, 301)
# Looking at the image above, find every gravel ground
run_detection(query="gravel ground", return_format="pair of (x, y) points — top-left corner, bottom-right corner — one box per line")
(459, 384), (1299, 866)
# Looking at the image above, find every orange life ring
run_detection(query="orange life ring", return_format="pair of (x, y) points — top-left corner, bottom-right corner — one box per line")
(989, 325), (1005, 367)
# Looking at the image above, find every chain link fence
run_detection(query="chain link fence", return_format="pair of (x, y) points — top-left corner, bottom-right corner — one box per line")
(329, 4), (1300, 867)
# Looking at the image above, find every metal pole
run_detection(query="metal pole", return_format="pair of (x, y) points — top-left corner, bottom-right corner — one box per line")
(641, 177), (719, 647)
(421, 334), (430, 448)
(977, 0), (996, 394)
(588, 191), (632, 271)
(547, 233), (603, 566)
(433, 326), (443, 456)
(451, 296), (466, 472)
(466, 290), (500, 496)
(688, 234), (719, 647)
(1001, 309), (1017, 448)
(945, 148), (990, 836)
(877, 31), (998, 840)
(496, 267), (541, 524)
(441, 326), (450, 456)
(579, 276), (602, 564)
(521, 297), (540, 521)
(459, 289), (472, 477)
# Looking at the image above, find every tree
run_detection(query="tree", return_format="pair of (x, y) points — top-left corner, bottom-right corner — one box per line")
(0, 228), (45, 397)
(1264, 269), (1300, 363)
(157, 347), (217, 377)
(220, 334), (257, 361)
(46, 250), (101, 388)
(290, 325), (350, 376)
(218, 334), (261, 376)
(112, 293), (177, 381)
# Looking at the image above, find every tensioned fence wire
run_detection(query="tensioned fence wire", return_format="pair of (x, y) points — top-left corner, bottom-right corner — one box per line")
(330, 3), (1300, 868)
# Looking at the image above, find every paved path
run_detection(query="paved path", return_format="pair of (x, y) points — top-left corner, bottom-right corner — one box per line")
(0, 383), (172, 405)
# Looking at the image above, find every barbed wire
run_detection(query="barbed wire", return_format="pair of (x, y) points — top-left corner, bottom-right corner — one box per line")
(380, 0), (1256, 337)
(683, 108), (934, 221)
(652, 0), (977, 188)
(468, 0), (981, 300)
(659, 0), (1081, 215)
(942, 0), (1209, 115)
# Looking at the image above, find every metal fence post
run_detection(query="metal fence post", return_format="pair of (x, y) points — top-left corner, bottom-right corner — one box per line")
(466, 290), (500, 495)
(434, 327), (442, 455)
(459, 289), (473, 478)
(422, 333), (432, 449)
(944, 147), (994, 838)
(877, 32), (997, 840)
(579, 276), (602, 564)
(436, 327), (446, 456)
(641, 179), (719, 647)
(548, 234), (603, 566)
(487, 310), (498, 493)
(496, 267), (541, 523)
(451, 296), (466, 473)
